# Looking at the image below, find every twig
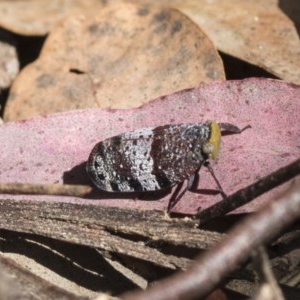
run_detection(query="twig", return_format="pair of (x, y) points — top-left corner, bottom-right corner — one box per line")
(0, 183), (92, 197)
(120, 179), (300, 300)
(198, 158), (300, 224)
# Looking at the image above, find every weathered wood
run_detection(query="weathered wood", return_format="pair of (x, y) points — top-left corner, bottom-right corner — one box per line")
(0, 253), (89, 300)
(0, 199), (223, 269)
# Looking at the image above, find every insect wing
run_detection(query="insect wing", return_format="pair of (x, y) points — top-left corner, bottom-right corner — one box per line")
(87, 124), (209, 192)
(149, 124), (208, 185)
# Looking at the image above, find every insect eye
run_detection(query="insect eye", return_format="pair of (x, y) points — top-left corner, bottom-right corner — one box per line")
(202, 142), (214, 155)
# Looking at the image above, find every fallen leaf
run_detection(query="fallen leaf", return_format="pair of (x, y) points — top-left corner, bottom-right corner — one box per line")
(0, 0), (103, 36)
(0, 78), (299, 214)
(0, 29), (19, 90)
(3, 3), (224, 121)
(128, 0), (300, 84)
(279, 1), (300, 33)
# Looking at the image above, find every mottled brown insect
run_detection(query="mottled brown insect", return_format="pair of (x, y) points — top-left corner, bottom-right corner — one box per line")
(87, 121), (248, 211)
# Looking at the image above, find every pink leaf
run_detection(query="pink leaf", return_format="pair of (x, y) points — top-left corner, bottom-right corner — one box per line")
(0, 78), (299, 214)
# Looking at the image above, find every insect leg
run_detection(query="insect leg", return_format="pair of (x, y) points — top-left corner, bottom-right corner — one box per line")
(205, 162), (227, 199)
(167, 174), (195, 213)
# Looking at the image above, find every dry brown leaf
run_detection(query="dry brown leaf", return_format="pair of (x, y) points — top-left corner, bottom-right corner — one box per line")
(0, 0), (104, 36)
(0, 30), (19, 90)
(280, 0), (300, 33)
(127, 0), (300, 84)
(3, 3), (224, 121)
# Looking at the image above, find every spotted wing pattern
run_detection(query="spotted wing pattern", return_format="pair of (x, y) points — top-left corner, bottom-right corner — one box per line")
(86, 123), (211, 192)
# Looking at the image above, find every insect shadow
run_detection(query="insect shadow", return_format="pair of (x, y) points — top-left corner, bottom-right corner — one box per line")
(63, 161), (221, 203)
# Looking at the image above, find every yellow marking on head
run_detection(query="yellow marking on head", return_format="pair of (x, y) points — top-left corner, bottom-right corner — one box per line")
(207, 121), (221, 160)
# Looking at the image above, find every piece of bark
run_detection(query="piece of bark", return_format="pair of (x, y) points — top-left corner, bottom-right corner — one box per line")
(0, 253), (89, 300)
(0, 199), (223, 269)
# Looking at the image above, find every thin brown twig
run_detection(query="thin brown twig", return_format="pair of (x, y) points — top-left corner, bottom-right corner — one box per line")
(0, 182), (92, 197)
(120, 179), (300, 300)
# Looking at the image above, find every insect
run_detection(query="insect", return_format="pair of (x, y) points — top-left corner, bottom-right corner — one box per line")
(86, 121), (249, 211)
